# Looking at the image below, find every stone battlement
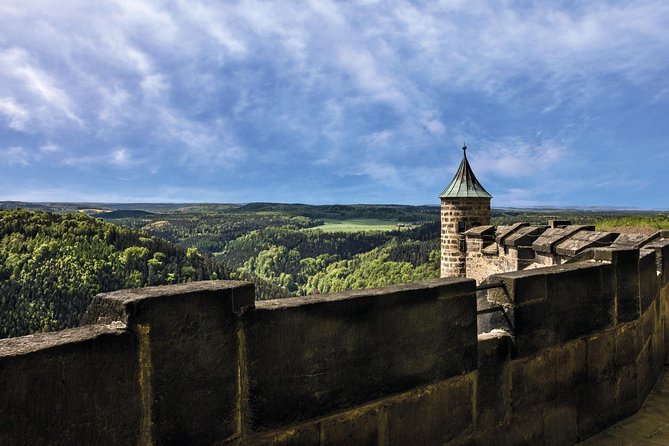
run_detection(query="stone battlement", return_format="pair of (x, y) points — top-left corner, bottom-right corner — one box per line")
(464, 221), (669, 283)
(1, 243), (668, 445)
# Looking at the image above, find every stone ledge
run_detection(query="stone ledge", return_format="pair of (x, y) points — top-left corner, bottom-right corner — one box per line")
(0, 324), (127, 358)
(82, 280), (255, 324)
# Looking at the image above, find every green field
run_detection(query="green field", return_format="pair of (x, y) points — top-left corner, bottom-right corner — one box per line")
(308, 218), (406, 233)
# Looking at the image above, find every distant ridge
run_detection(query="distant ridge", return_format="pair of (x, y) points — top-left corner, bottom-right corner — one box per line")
(1, 201), (666, 214)
(96, 209), (155, 219)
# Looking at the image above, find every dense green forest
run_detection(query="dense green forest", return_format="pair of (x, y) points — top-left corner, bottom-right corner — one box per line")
(0, 210), (228, 338)
(1, 202), (667, 338)
(89, 204), (441, 299)
(225, 223), (440, 298)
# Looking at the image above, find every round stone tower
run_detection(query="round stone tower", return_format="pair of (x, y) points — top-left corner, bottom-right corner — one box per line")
(439, 144), (492, 277)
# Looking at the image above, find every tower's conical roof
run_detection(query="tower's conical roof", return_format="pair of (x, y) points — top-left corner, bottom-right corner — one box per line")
(439, 145), (492, 199)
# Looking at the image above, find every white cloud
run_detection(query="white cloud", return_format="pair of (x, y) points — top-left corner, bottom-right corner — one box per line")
(0, 47), (81, 128)
(355, 162), (405, 188)
(472, 139), (571, 178)
(140, 73), (168, 97)
(424, 118), (445, 136)
(0, 146), (30, 166)
(0, 143), (61, 166)
(39, 143), (60, 154)
(61, 147), (135, 168)
(0, 97), (29, 130)
(110, 148), (131, 166)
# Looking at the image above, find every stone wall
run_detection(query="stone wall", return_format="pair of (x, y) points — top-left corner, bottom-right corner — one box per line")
(1, 244), (669, 445)
(463, 223), (669, 283)
(441, 197), (491, 277)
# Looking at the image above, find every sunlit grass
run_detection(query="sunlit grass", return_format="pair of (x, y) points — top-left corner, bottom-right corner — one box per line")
(595, 215), (669, 231)
(307, 218), (407, 233)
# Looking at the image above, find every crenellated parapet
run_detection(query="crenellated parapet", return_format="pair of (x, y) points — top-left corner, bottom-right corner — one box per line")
(464, 221), (669, 284)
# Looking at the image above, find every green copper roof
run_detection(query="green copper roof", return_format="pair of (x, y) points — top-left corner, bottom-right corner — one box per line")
(439, 145), (492, 199)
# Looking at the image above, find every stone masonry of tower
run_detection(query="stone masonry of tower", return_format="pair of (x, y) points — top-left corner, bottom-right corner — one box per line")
(440, 145), (492, 277)
(441, 197), (491, 276)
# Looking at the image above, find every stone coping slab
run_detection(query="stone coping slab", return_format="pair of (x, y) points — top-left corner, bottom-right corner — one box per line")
(555, 231), (619, 256)
(610, 232), (660, 249)
(504, 226), (548, 247)
(82, 280), (255, 324)
(495, 223), (528, 245)
(464, 225), (495, 237)
(532, 225), (596, 254)
(0, 324), (126, 358)
(255, 277), (473, 310)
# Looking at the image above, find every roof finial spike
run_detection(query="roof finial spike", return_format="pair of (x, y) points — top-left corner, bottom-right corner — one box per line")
(462, 142), (467, 158)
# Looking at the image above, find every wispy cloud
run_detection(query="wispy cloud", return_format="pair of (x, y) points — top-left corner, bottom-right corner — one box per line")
(0, 146), (30, 166)
(61, 147), (135, 168)
(473, 139), (571, 178)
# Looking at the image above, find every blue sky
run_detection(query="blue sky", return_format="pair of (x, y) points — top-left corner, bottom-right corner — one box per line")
(0, 1), (668, 208)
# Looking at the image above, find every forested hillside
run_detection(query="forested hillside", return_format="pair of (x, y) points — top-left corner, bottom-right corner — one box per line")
(4, 202), (664, 338)
(225, 222), (440, 298)
(91, 203), (442, 300)
(0, 210), (228, 338)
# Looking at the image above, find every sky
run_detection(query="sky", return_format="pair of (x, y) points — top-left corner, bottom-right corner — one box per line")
(0, 1), (668, 208)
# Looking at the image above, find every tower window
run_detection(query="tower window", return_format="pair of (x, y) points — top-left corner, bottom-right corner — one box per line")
(458, 222), (466, 233)
(459, 239), (466, 251)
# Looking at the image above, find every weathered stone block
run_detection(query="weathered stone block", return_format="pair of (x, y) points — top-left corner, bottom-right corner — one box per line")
(496, 223), (528, 245)
(639, 250), (658, 312)
(543, 394), (578, 446)
(546, 264), (614, 340)
(385, 375), (475, 446)
(615, 322), (641, 367)
(535, 252), (558, 266)
(510, 340), (586, 407)
(490, 269), (547, 306)
(0, 326), (140, 446)
(636, 337), (656, 406)
(476, 331), (512, 433)
(661, 243), (669, 287)
(600, 261), (617, 322)
(577, 374), (620, 440)
(245, 279), (476, 430)
(595, 248), (641, 323)
(578, 361), (638, 439)
(610, 232), (659, 249)
(504, 225), (548, 247)
(615, 362), (639, 418)
(245, 423), (321, 446)
(555, 231), (618, 257)
(641, 300), (657, 342)
(641, 239), (669, 286)
(532, 225), (594, 254)
(501, 263), (614, 356)
(84, 281), (254, 445)
(495, 407), (544, 446)
(320, 407), (380, 446)
(586, 329), (616, 379)
(545, 263), (606, 310)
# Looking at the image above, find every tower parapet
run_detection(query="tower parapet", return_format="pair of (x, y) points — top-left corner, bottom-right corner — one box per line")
(440, 145), (492, 277)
